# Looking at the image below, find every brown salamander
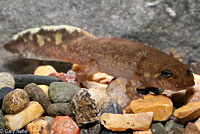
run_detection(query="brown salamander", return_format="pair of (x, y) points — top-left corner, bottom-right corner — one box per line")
(4, 25), (194, 100)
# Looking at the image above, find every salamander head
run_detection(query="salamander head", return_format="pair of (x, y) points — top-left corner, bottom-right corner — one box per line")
(141, 52), (195, 91)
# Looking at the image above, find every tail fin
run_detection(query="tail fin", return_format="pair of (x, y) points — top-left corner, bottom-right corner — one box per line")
(4, 25), (96, 62)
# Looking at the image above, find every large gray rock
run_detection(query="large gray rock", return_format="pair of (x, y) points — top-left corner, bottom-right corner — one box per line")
(0, 0), (199, 73)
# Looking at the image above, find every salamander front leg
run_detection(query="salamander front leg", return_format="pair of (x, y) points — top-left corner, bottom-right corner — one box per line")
(126, 80), (143, 100)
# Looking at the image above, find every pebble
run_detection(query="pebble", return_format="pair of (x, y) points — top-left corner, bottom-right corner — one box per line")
(49, 82), (80, 103)
(165, 120), (184, 134)
(24, 83), (51, 112)
(106, 77), (131, 108)
(89, 72), (114, 84)
(130, 94), (173, 121)
(99, 99), (123, 116)
(2, 89), (29, 114)
(90, 92), (110, 112)
(100, 112), (153, 131)
(47, 103), (72, 116)
(50, 116), (79, 134)
(27, 118), (48, 134)
(151, 123), (166, 134)
(87, 81), (108, 93)
(34, 65), (57, 76)
(49, 70), (77, 84)
(0, 109), (6, 130)
(174, 101), (200, 123)
(72, 88), (99, 126)
(14, 74), (62, 88)
(0, 87), (14, 106)
(4, 101), (44, 130)
(194, 117), (200, 131)
(80, 124), (101, 134)
(183, 122), (200, 134)
(38, 85), (49, 97)
(44, 116), (54, 125)
(0, 72), (15, 89)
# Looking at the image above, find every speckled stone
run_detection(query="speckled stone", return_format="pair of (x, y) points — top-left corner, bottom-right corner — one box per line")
(24, 83), (51, 112)
(49, 82), (80, 103)
(72, 88), (99, 126)
(47, 103), (72, 117)
(2, 89), (29, 114)
(0, 72), (15, 89)
(0, 109), (6, 130)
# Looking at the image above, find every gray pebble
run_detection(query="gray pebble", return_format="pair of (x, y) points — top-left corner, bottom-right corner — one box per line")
(99, 99), (123, 116)
(49, 82), (80, 103)
(165, 120), (184, 134)
(0, 72), (15, 89)
(47, 103), (72, 117)
(80, 124), (101, 134)
(151, 123), (166, 134)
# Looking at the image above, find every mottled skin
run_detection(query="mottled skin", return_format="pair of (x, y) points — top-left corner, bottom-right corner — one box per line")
(4, 26), (194, 100)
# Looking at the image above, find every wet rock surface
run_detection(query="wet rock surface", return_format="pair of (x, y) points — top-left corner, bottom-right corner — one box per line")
(2, 89), (29, 114)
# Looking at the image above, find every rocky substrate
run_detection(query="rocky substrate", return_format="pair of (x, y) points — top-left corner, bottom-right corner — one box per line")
(0, 65), (200, 134)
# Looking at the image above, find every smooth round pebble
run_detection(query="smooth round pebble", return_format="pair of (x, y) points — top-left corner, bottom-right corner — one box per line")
(49, 82), (80, 103)
(47, 103), (72, 117)
(0, 72), (15, 89)
(2, 89), (29, 114)
(24, 83), (51, 112)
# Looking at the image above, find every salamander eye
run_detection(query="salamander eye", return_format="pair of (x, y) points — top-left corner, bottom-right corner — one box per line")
(161, 69), (172, 78)
(188, 67), (193, 75)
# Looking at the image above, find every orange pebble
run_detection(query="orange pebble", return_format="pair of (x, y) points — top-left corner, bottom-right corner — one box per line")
(50, 116), (79, 134)
(34, 65), (57, 76)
